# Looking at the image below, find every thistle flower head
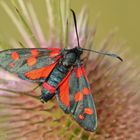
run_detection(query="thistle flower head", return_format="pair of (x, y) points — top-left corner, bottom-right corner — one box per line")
(0, 1), (140, 140)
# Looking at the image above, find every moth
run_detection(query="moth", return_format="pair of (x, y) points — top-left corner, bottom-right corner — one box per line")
(0, 9), (122, 131)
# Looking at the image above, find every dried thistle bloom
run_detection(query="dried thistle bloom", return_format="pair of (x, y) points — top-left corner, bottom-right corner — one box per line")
(0, 1), (140, 140)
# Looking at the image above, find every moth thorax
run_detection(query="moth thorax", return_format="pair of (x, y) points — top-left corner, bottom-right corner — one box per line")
(62, 52), (77, 67)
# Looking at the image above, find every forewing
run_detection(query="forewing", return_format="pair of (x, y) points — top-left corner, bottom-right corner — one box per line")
(56, 65), (97, 131)
(69, 65), (97, 131)
(0, 48), (61, 82)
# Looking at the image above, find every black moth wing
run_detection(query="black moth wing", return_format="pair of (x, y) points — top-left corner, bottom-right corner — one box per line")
(56, 64), (97, 131)
(0, 48), (61, 82)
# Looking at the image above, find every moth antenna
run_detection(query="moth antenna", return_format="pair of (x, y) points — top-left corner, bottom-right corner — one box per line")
(70, 9), (80, 47)
(70, 9), (122, 61)
(82, 48), (123, 61)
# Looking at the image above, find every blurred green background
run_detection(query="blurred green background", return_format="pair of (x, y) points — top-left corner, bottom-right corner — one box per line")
(0, 0), (140, 62)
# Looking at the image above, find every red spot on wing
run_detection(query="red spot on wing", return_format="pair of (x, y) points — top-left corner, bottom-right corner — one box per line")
(25, 62), (57, 80)
(76, 67), (83, 78)
(79, 114), (84, 120)
(43, 82), (56, 93)
(9, 62), (15, 68)
(59, 72), (71, 107)
(31, 49), (38, 57)
(81, 66), (88, 81)
(27, 57), (37, 66)
(46, 48), (61, 51)
(84, 108), (93, 115)
(82, 87), (90, 95)
(49, 49), (60, 58)
(74, 92), (83, 102)
(11, 52), (19, 61)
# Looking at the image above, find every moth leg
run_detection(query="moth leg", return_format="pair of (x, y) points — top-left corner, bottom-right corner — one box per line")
(40, 87), (55, 103)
